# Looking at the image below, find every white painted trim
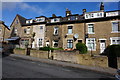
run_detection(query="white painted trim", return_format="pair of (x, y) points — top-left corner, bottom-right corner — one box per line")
(99, 39), (107, 40)
(88, 32), (95, 34)
(111, 31), (120, 33)
(67, 24), (74, 26)
(110, 37), (120, 45)
(86, 38), (96, 51)
(86, 23), (95, 24)
(66, 33), (74, 35)
(111, 20), (120, 22)
(77, 39), (83, 40)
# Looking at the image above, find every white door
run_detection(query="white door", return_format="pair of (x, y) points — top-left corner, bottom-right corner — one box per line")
(100, 41), (106, 53)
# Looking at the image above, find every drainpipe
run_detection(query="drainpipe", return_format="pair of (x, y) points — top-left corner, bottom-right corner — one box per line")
(82, 9), (87, 44)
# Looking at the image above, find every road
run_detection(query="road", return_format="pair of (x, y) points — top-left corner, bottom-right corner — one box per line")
(2, 55), (115, 79)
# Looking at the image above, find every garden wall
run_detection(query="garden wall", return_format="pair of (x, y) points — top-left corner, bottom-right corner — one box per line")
(53, 50), (108, 68)
(13, 49), (117, 68)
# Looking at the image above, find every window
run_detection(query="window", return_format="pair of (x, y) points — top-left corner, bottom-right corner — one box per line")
(110, 37), (120, 45)
(91, 14), (94, 17)
(0, 27), (2, 34)
(51, 18), (60, 23)
(14, 28), (17, 34)
(16, 20), (19, 24)
(67, 39), (73, 48)
(54, 27), (58, 35)
(78, 40), (82, 43)
(38, 39), (43, 47)
(40, 26), (43, 33)
(26, 27), (30, 34)
(88, 24), (94, 34)
(86, 38), (96, 51)
(24, 29), (26, 33)
(20, 39), (29, 46)
(68, 26), (73, 34)
(112, 22), (119, 32)
(53, 40), (58, 47)
(26, 20), (30, 24)
(69, 16), (76, 20)
(36, 18), (45, 22)
(46, 41), (49, 46)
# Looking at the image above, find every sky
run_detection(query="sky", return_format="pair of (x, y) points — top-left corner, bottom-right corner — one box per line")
(1, 2), (119, 28)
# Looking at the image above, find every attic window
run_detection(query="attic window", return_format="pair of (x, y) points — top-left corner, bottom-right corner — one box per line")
(69, 16), (76, 20)
(36, 18), (45, 22)
(26, 20), (30, 24)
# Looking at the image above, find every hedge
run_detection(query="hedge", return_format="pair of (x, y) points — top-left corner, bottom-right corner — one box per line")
(103, 45), (120, 57)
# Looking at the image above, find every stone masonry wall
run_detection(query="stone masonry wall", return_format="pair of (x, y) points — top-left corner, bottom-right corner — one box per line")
(13, 49), (120, 68)
(53, 50), (108, 68)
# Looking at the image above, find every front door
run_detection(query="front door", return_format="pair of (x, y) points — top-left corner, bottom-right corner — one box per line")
(100, 40), (106, 53)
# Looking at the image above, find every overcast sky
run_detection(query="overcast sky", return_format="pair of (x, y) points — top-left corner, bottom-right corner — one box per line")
(2, 2), (119, 27)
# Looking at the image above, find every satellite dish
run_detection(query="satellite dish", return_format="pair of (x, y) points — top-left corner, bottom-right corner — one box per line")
(74, 33), (79, 39)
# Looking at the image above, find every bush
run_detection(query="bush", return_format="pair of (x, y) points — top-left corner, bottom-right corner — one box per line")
(103, 45), (120, 57)
(76, 43), (87, 54)
(39, 46), (50, 51)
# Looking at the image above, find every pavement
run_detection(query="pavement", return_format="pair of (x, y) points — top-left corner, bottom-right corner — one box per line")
(7, 53), (117, 75)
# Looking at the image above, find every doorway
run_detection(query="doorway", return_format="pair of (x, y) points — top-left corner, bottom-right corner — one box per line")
(100, 40), (106, 53)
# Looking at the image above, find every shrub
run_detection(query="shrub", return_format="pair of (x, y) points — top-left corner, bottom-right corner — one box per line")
(76, 43), (87, 54)
(103, 45), (120, 57)
(39, 46), (50, 51)
(39, 47), (64, 51)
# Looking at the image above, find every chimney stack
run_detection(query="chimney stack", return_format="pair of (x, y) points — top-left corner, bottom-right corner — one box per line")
(100, 2), (104, 11)
(82, 9), (86, 14)
(66, 8), (71, 16)
(52, 14), (56, 17)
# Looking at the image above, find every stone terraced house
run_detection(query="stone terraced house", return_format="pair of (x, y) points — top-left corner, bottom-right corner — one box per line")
(8, 2), (120, 54)
(0, 21), (10, 43)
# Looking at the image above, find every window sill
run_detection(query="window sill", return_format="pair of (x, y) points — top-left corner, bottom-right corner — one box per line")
(88, 49), (96, 51)
(88, 33), (95, 34)
(53, 34), (59, 36)
(111, 32), (120, 33)
(66, 33), (74, 35)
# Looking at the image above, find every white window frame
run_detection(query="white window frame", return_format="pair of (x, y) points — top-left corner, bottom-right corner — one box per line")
(67, 39), (73, 48)
(54, 27), (58, 35)
(53, 40), (58, 48)
(87, 23), (95, 34)
(51, 18), (60, 23)
(36, 18), (45, 22)
(110, 37), (120, 45)
(68, 26), (73, 34)
(37, 38), (43, 47)
(40, 26), (43, 33)
(86, 38), (96, 51)
(26, 20), (30, 24)
(14, 28), (17, 34)
(111, 21), (120, 33)
(26, 27), (30, 34)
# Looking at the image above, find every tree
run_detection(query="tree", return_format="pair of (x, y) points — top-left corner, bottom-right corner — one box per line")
(76, 43), (87, 54)
(103, 45), (120, 57)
